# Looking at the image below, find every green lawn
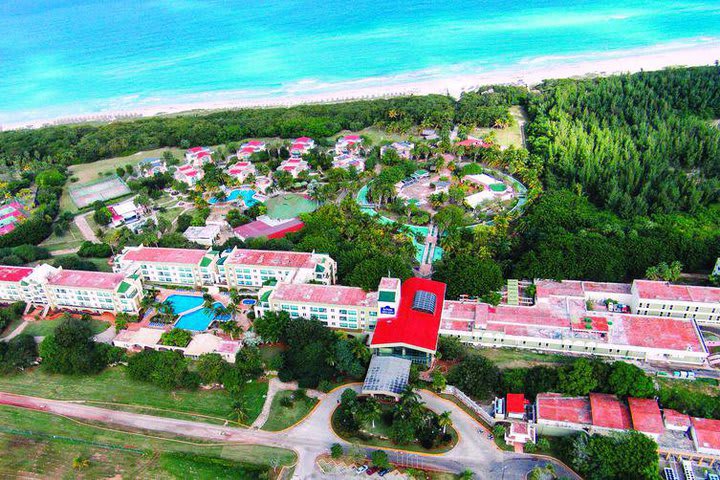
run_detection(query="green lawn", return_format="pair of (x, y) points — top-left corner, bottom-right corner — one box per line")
(0, 316), (25, 340)
(261, 390), (318, 431)
(471, 105), (526, 149)
(0, 367), (268, 426)
(331, 405), (458, 454)
(474, 348), (571, 369)
(0, 405), (294, 479)
(22, 318), (110, 337)
(259, 345), (284, 371)
(39, 220), (85, 252)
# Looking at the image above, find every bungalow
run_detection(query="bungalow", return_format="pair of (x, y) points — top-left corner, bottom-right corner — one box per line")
(185, 146), (213, 165)
(137, 157), (167, 177)
(239, 140), (266, 157)
(421, 129), (439, 140)
(381, 141), (414, 159)
(335, 135), (362, 154)
(183, 225), (221, 247)
(108, 199), (142, 228)
(332, 154), (365, 172)
(290, 137), (315, 157)
(237, 147), (257, 159)
(254, 175), (272, 193)
(277, 158), (310, 178)
(456, 137), (491, 149)
(227, 161), (256, 182)
(174, 164), (204, 186)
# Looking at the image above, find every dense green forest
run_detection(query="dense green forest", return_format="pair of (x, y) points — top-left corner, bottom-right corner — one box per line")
(526, 66), (720, 218)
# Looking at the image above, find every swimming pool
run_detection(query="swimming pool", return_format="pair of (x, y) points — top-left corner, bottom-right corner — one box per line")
(165, 294), (204, 314)
(174, 301), (230, 331)
(210, 188), (258, 207)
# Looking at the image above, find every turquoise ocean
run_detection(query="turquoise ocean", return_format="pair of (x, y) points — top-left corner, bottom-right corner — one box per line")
(1, 0), (719, 125)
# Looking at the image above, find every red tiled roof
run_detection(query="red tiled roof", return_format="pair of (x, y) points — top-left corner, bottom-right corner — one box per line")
(343, 135), (360, 141)
(634, 279), (720, 304)
(122, 246), (207, 265)
(691, 417), (720, 451)
(271, 282), (376, 307)
(295, 137), (312, 143)
(0, 265), (33, 283)
(590, 393), (632, 430)
(245, 140), (264, 146)
(663, 409), (691, 429)
(370, 278), (446, 353)
(628, 397), (664, 435)
(187, 146), (206, 153)
(506, 393), (527, 414)
(233, 218), (304, 240)
(225, 249), (315, 269)
(536, 393), (592, 425)
(48, 269), (126, 290)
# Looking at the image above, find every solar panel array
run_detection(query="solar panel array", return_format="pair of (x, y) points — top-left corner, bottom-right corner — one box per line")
(412, 290), (437, 314)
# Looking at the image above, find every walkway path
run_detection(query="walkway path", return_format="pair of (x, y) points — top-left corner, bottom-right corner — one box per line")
(251, 377), (326, 428)
(0, 321), (28, 342)
(50, 247), (81, 256)
(0, 386), (580, 480)
(417, 223), (438, 278)
(74, 212), (99, 243)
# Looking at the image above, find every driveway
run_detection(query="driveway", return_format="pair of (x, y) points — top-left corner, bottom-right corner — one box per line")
(75, 212), (99, 243)
(0, 387), (580, 480)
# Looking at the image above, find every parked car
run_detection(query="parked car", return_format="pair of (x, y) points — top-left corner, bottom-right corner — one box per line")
(378, 468), (391, 477)
(366, 467), (379, 475)
(487, 433), (494, 440)
(356, 465), (369, 474)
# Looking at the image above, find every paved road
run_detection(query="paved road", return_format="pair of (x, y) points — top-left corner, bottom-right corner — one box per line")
(75, 212), (99, 243)
(0, 387), (580, 480)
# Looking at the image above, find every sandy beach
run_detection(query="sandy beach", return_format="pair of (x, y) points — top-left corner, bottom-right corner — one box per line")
(4, 40), (719, 131)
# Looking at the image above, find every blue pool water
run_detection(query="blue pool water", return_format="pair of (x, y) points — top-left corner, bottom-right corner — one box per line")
(174, 301), (230, 331)
(165, 294), (204, 314)
(209, 189), (258, 207)
(241, 299), (256, 306)
(2, 1), (719, 125)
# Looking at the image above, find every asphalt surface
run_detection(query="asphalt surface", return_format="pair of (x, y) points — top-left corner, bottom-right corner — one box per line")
(0, 386), (580, 479)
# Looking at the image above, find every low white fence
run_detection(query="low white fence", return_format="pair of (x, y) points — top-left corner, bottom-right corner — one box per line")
(444, 385), (496, 426)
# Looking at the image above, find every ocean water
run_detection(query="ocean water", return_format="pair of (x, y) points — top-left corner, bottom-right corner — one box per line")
(1, 0), (719, 124)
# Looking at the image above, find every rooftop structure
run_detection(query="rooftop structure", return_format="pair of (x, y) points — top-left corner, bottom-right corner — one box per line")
(108, 199), (141, 227)
(290, 137), (315, 156)
(335, 135), (363, 154)
(185, 146), (212, 163)
(633, 280), (720, 304)
(456, 137), (491, 148)
(536, 393), (592, 428)
(227, 161), (256, 181)
(332, 154), (365, 172)
(371, 278), (446, 355)
(225, 249), (317, 269)
(277, 158), (309, 178)
(137, 157), (167, 177)
(174, 164), (203, 185)
(48, 269), (127, 291)
(361, 355), (412, 400)
(270, 282), (376, 308)
(233, 217), (304, 241)
(0, 265), (34, 283)
(119, 246), (208, 265)
(628, 397), (665, 438)
(506, 393), (528, 418)
(183, 225), (221, 246)
(380, 141), (414, 159)
(663, 409), (692, 431)
(691, 417), (720, 455)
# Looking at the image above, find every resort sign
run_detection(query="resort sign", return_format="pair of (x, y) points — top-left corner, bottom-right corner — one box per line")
(380, 306), (396, 315)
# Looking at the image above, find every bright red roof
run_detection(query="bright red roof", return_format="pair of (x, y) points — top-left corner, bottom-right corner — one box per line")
(628, 397), (664, 435)
(245, 140), (264, 146)
(536, 393), (592, 425)
(506, 393), (527, 414)
(225, 249), (315, 268)
(122, 246), (207, 265)
(343, 135), (360, 141)
(590, 393), (632, 430)
(295, 137), (312, 143)
(691, 417), (720, 451)
(0, 265), (33, 283)
(233, 218), (304, 240)
(187, 146), (205, 153)
(370, 278), (446, 353)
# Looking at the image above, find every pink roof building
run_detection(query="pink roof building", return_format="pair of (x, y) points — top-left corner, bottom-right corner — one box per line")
(47, 269), (126, 291)
(589, 393), (632, 431)
(690, 417), (720, 455)
(332, 154), (365, 172)
(628, 397), (665, 438)
(663, 409), (692, 431)
(536, 393), (592, 429)
(270, 282), (376, 308)
(174, 164), (204, 185)
(277, 158), (309, 178)
(119, 246), (208, 265)
(0, 265), (34, 283)
(227, 161), (256, 180)
(335, 135), (363, 154)
(233, 217), (305, 241)
(225, 249), (318, 269)
(185, 146), (212, 164)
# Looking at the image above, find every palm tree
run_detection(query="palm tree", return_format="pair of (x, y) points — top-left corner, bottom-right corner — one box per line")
(363, 397), (382, 429)
(202, 293), (215, 310)
(438, 411), (452, 434)
(219, 320), (242, 340)
(230, 399), (248, 424)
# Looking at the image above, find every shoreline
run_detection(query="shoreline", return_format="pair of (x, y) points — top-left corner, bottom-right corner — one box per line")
(2, 40), (719, 131)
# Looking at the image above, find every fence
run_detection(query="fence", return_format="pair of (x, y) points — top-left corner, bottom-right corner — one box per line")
(0, 425), (145, 454)
(444, 385), (496, 426)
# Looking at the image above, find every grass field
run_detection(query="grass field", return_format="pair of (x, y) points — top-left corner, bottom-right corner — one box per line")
(22, 318), (110, 337)
(0, 405), (294, 479)
(262, 390), (318, 431)
(474, 347), (571, 369)
(472, 105), (526, 149)
(39, 220), (86, 252)
(60, 147), (184, 212)
(0, 367), (268, 426)
(0, 316), (25, 339)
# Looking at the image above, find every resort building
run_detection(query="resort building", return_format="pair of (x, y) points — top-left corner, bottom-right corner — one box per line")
(332, 154), (365, 172)
(335, 135), (362, 154)
(370, 277), (446, 366)
(113, 245), (334, 290)
(630, 280), (720, 325)
(108, 199), (142, 228)
(380, 141), (414, 159)
(456, 137), (491, 149)
(218, 247), (336, 288)
(185, 146), (213, 166)
(183, 225), (221, 247)
(239, 140), (266, 154)
(254, 175), (272, 193)
(174, 164), (203, 186)
(113, 328), (241, 363)
(440, 279), (710, 366)
(137, 157), (167, 177)
(361, 355), (412, 401)
(255, 282), (378, 330)
(277, 158), (309, 178)
(0, 202), (27, 236)
(0, 264), (142, 314)
(690, 417), (720, 456)
(290, 137), (315, 157)
(227, 161), (256, 182)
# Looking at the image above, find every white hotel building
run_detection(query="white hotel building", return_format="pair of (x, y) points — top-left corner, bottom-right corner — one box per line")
(113, 246), (336, 289)
(0, 264), (143, 314)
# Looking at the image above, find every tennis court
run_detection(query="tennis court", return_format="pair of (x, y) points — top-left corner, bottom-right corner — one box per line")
(69, 176), (131, 208)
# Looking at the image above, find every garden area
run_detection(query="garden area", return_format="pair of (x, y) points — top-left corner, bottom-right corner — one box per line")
(261, 389), (318, 431)
(22, 317), (110, 337)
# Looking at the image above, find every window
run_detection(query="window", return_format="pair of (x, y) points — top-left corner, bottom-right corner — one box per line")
(412, 290), (437, 314)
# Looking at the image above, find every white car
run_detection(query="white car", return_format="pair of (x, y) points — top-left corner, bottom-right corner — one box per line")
(356, 465), (369, 474)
